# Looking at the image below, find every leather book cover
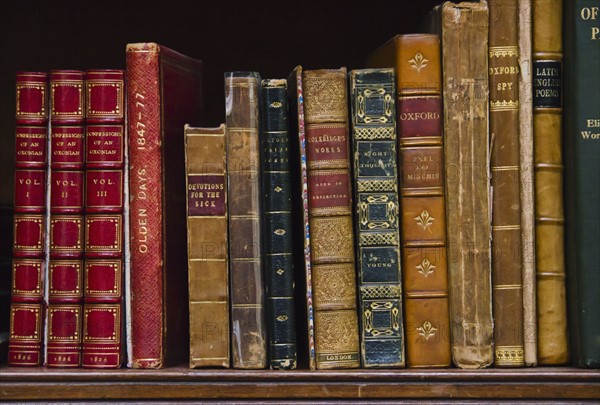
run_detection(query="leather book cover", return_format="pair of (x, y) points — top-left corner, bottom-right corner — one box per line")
(532, 0), (569, 365)
(489, 0), (525, 367)
(47, 70), (86, 367)
(349, 68), (405, 368)
(564, 0), (600, 369)
(518, 0), (538, 367)
(370, 34), (452, 368)
(224, 72), (267, 369)
(260, 79), (297, 369)
(184, 124), (230, 368)
(9, 72), (48, 366)
(126, 43), (203, 368)
(302, 68), (359, 369)
(431, 2), (494, 369)
(83, 70), (125, 368)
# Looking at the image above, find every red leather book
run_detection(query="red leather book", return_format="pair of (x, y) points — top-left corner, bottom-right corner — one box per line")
(126, 43), (202, 368)
(9, 72), (48, 366)
(47, 70), (85, 367)
(82, 69), (125, 368)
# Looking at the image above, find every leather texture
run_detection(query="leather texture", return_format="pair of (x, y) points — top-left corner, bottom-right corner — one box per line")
(303, 68), (359, 369)
(185, 124), (230, 368)
(489, 0), (525, 367)
(126, 43), (203, 368)
(225, 72), (267, 369)
(349, 68), (405, 368)
(9, 72), (48, 366)
(261, 79), (297, 370)
(532, 0), (569, 365)
(436, 2), (494, 369)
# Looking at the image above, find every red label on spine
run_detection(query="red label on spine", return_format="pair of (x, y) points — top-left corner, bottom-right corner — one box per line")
(15, 127), (47, 168)
(51, 126), (85, 169)
(187, 174), (225, 216)
(14, 170), (46, 212)
(399, 96), (442, 138)
(308, 170), (351, 210)
(12, 260), (44, 302)
(86, 170), (123, 212)
(85, 215), (122, 257)
(306, 124), (349, 166)
(13, 214), (45, 257)
(51, 170), (84, 213)
(86, 125), (124, 167)
(49, 260), (83, 302)
(50, 216), (84, 257)
(85, 260), (122, 302)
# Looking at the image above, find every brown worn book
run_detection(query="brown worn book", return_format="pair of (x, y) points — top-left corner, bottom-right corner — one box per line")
(224, 72), (267, 369)
(488, 0), (525, 367)
(184, 124), (229, 368)
(429, 1), (494, 369)
(369, 34), (451, 368)
(302, 68), (360, 369)
(532, 0), (568, 365)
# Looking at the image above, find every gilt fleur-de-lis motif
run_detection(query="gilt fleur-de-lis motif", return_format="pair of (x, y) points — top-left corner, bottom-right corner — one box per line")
(409, 52), (429, 73)
(415, 210), (434, 230)
(416, 258), (436, 277)
(416, 321), (437, 341)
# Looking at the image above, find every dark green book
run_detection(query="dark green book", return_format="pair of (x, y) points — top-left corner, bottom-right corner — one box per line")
(564, 0), (600, 369)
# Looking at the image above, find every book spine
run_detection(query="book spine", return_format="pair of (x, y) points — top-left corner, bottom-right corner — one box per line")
(9, 72), (48, 366)
(184, 124), (230, 368)
(564, 0), (600, 368)
(532, 0), (569, 365)
(303, 68), (359, 369)
(82, 70), (125, 368)
(518, 0), (538, 366)
(126, 44), (164, 368)
(260, 79), (297, 369)
(47, 70), (86, 367)
(395, 34), (451, 368)
(225, 72), (267, 368)
(488, 0), (525, 367)
(439, 2), (494, 369)
(349, 68), (404, 367)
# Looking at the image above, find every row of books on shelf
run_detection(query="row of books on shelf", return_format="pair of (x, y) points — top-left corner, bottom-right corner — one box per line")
(7, 0), (599, 370)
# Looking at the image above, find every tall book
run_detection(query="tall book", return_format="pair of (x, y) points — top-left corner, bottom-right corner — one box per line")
(302, 67), (359, 369)
(488, 0), (525, 367)
(370, 34), (452, 368)
(184, 124), (230, 368)
(349, 69), (404, 368)
(532, 0), (569, 365)
(564, 0), (600, 368)
(47, 70), (86, 367)
(429, 1), (494, 368)
(260, 79), (297, 369)
(224, 72), (267, 369)
(126, 43), (203, 368)
(9, 72), (49, 366)
(518, 0), (538, 366)
(82, 70), (126, 368)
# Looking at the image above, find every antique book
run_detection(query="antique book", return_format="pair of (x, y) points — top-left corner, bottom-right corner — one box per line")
(224, 72), (267, 369)
(532, 0), (569, 365)
(287, 66), (316, 369)
(47, 70), (86, 367)
(126, 43), (203, 368)
(302, 68), (359, 369)
(488, 0), (525, 367)
(518, 0), (538, 367)
(9, 72), (48, 366)
(82, 70), (126, 368)
(260, 79), (297, 369)
(564, 0), (600, 369)
(370, 34), (452, 368)
(349, 69), (404, 368)
(184, 124), (230, 368)
(430, 1), (494, 369)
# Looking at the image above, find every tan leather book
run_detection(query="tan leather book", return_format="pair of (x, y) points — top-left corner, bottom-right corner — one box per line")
(488, 0), (525, 367)
(518, 0), (538, 367)
(184, 124), (229, 368)
(431, 1), (494, 369)
(532, 0), (568, 365)
(302, 68), (360, 369)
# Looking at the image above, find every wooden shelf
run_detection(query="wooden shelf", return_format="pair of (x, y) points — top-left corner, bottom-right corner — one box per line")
(1, 366), (599, 401)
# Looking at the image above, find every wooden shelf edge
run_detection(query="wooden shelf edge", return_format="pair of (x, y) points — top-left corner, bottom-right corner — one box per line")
(1, 366), (599, 401)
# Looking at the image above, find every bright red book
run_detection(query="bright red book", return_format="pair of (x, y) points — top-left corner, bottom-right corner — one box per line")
(83, 69), (125, 368)
(9, 72), (48, 367)
(126, 43), (202, 368)
(47, 70), (85, 367)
